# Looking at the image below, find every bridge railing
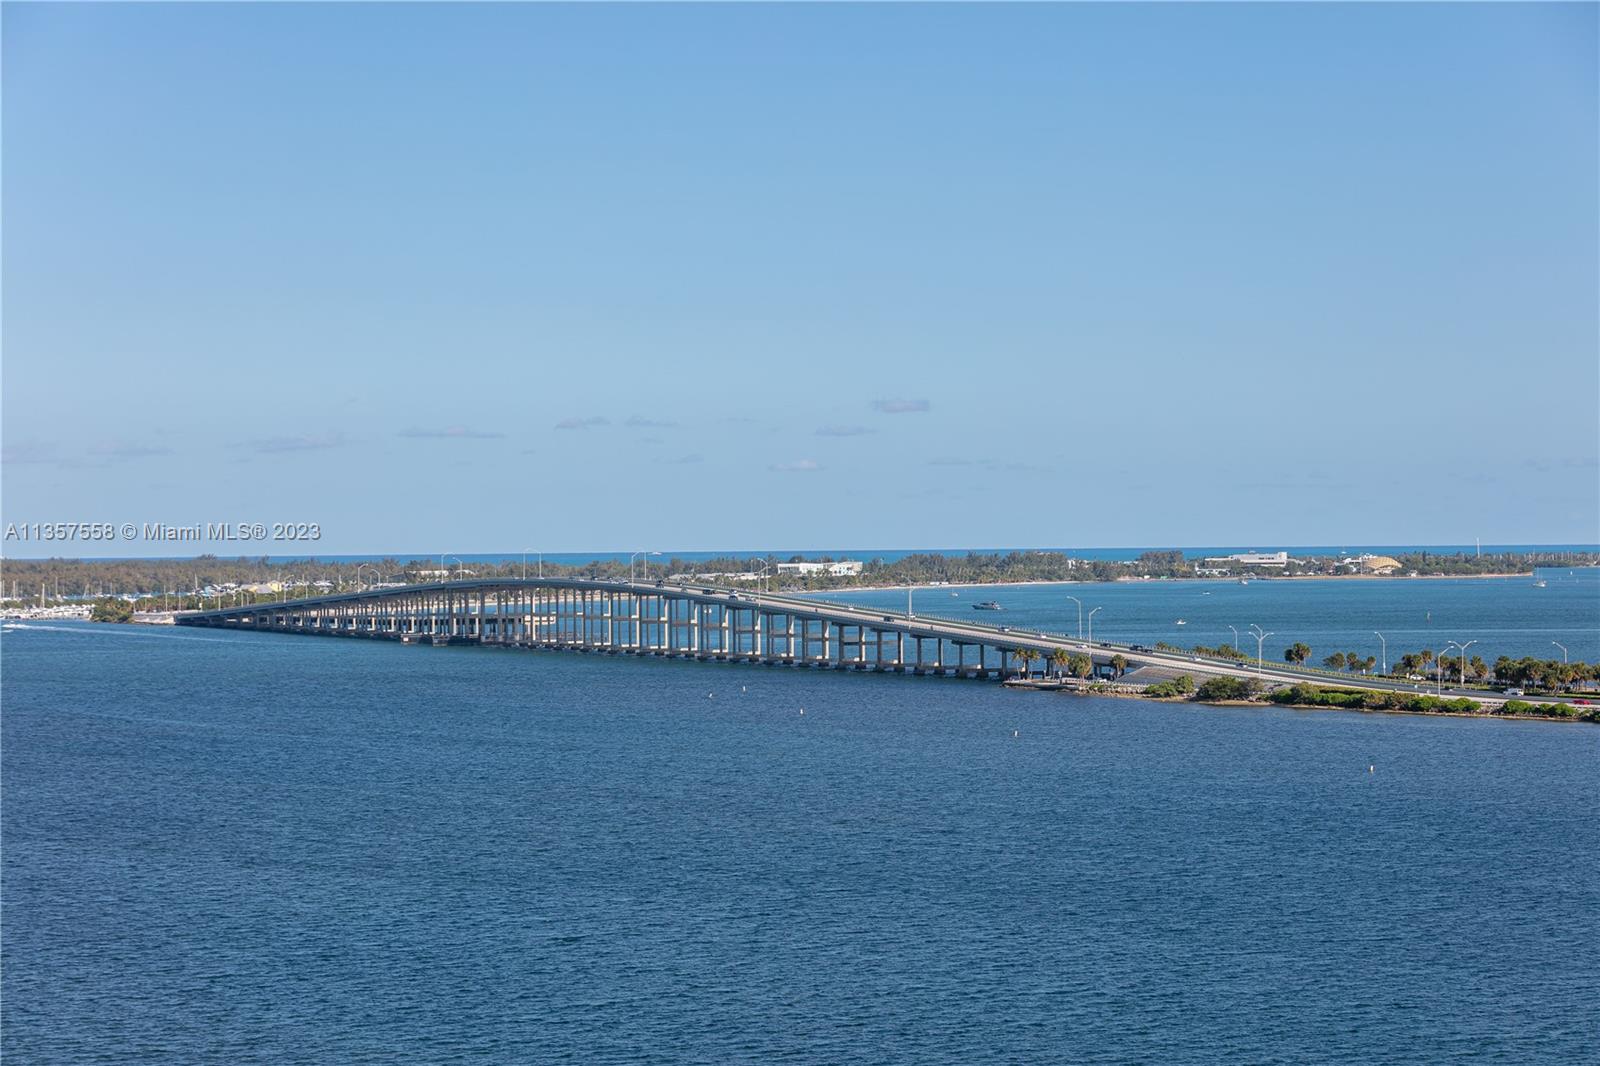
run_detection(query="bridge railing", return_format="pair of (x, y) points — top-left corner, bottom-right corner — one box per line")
(775, 588), (1507, 689)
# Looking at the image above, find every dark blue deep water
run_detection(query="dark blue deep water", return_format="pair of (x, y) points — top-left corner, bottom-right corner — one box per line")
(4, 622), (1598, 1064)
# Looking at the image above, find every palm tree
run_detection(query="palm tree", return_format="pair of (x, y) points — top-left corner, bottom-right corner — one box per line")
(1013, 647), (1039, 678)
(1109, 653), (1128, 678)
(1050, 648), (1070, 677)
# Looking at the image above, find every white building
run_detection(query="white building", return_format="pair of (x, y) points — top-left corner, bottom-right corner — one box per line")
(776, 560), (865, 577)
(1202, 551), (1289, 568)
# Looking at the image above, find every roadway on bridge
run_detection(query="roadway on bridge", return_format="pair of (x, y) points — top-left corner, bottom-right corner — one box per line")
(180, 577), (1532, 704)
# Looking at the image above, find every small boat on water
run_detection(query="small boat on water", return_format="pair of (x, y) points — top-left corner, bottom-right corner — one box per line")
(972, 601), (1004, 611)
(1534, 580), (1548, 588)
(1238, 578), (1249, 585)
(1175, 619), (1187, 625)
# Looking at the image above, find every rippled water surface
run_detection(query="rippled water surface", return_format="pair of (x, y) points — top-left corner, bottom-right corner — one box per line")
(818, 567), (1600, 664)
(4, 621), (1597, 1063)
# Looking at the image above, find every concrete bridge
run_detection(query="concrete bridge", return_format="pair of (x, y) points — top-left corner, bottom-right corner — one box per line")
(174, 577), (1496, 697)
(177, 577), (1075, 678)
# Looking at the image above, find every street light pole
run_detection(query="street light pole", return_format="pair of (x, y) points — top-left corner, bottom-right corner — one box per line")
(629, 550), (661, 583)
(1228, 625), (1240, 656)
(1374, 631), (1387, 675)
(521, 550), (544, 580)
(753, 560), (771, 608)
(1552, 640), (1568, 664)
(1249, 624), (1274, 675)
(1067, 595), (1084, 638)
(1087, 606), (1102, 642)
(1446, 639), (1477, 687)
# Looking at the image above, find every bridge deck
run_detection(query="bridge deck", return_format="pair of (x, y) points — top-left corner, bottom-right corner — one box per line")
(175, 578), (1500, 697)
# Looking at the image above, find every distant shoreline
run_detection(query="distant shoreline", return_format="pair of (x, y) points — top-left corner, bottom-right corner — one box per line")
(812, 571), (1541, 596)
(1003, 680), (1596, 725)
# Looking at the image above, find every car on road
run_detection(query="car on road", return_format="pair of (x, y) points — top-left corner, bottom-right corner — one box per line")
(1505, 688), (1525, 697)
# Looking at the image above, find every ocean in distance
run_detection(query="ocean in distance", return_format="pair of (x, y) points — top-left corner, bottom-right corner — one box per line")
(43, 542), (1600, 564)
(3, 616), (1597, 1064)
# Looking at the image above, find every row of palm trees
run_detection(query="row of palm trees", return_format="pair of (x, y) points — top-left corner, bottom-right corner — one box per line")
(1009, 647), (1128, 680)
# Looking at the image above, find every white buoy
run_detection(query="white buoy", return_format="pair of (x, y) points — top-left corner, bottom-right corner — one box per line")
(799, 708), (805, 715)
(741, 686), (746, 693)
(708, 692), (714, 699)
(1369, 765), (1375, 774)
(1013, 730), (1019, 738)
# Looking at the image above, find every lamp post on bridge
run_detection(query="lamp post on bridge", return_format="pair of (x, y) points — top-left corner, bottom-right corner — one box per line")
(1087, 606), (1102, 643)
(753, 560), (771, 607)
(523, 550), (543, 581)
(356, 563), (379, 591)
(441, 555), (465, 583)
(630, 550), (659, 583)
(1374, 631), (1387, 675)
(1067, 595), (1084, 638)
(1552, 640), (1568, 664)
(1446, 639), (1477, 688)
(1249, 624), (1274, 676)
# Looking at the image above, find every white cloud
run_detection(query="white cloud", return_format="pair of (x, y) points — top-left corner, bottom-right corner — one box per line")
(398, 426), (504, 440)
(872, 398), (930, 414)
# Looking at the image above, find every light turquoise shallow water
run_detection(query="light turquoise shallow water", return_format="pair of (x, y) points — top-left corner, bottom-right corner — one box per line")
(815, 567), (1600, 665)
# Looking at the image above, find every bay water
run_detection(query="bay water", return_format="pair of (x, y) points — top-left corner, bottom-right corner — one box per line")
(3, 616), (1597, 1063)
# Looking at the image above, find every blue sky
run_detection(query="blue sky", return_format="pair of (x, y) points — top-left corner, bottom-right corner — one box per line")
(3, 3), (1596, 556)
